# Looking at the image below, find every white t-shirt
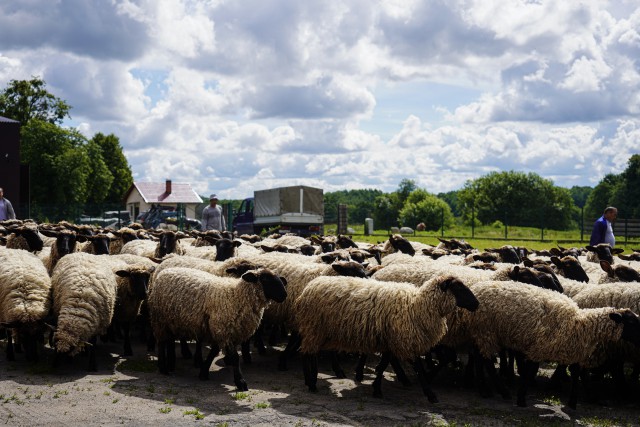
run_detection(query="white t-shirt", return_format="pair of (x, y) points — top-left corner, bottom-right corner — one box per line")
(604, 219), (616, 247)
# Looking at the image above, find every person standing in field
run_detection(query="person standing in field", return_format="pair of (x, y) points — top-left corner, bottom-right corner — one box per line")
(590, 206), (617, 247)
(202, 194), (226, 231)
(0, 187), (16, 221)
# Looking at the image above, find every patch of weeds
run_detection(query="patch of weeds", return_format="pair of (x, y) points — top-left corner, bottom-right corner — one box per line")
(34, 391), (43, 400)
(215, 423), (229, 427)
(104, 391), (111, 396)
(3, 394), (24, 405)
(165, 387), (179, 395)
(254, 402), (270, 409)
(112, 398), (120, 404)
(183, 409), (205, 420)
(311, 419), (326, 427)
(580, 417), (623, 427)
(542, 395), (562, 405)
(185, 397), (196, 404)
(164, 398), (174, 404)
(294, 422), (304, 427)
(232, 391), (249, 401)
(118, 358), (156, 373)
(146, 384), (156, 393)
(100, 377), (117, 384)
(159, 407), (172, 414)
(53, 390), (68, 399)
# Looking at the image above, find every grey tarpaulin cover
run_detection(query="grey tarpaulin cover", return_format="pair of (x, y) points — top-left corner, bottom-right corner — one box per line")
(254, 186), (323, 218)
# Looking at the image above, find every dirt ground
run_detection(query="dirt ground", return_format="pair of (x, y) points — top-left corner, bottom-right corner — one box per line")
(1, 338), (640, 427)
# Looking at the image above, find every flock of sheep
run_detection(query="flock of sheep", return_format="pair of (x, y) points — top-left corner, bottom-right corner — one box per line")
(2, 218), (640, 411)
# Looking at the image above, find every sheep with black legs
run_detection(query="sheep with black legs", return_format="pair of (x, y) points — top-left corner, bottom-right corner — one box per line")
(148, 267), (287, 390)
(463, 280), (640, 409)
(0, 248), (51, 362)
(295, 275), (479, 400)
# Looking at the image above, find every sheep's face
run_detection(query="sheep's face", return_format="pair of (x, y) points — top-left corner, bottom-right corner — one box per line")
(89, 235), (111, 255)
(331, 261), (367, 278)
(508, 266), (544, 288)
(551, 256), (589, 283)
(586, 244), (615, 264)
(611, 309), (640, 347)
(439, 277), (478, 312)
(18, 227), (44, 252)
(242, 269), (287, 303)
(320, 240), (336, 253)
(299, 244), (317, 256)
(122, 232), (139, 244)
(116, 267), (154, 300)
(336, 235), (357, 249)
(390, 235), (415, 256)
(54, 231), (78, 256)
(215, 238), (241, 261)
(612, 264), (640, 282)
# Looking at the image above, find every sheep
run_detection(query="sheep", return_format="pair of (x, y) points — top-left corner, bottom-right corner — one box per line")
(463, 280), (640, 408)
(598, 260), (640, 283)
(39, 228), (80, 275)
(0, 248), (52, 362)
(120, 230), (188, 259)
(1, 223), (44, 253)
(184, 237), (243, 261)
(585, 243), (624, 264)
(148, 267), (287, 390)
(108, 227), (143, 255)
(295, 274), (478, 400)
(50, 252), (122, 370)
(78, 233), (113, 255)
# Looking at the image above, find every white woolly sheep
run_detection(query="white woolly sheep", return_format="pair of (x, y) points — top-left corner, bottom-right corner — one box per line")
(120, 230), (188, 259)
(1, 222), (44, 253)
(39, 228), (80, 275)
(50, 252), (123, 370)
(463, 280), (640, 408)
(0, 248), (52, 362)
(295, 274), (478, 400)
(148, 267), (287, 390)
(585, 243), (624, 264)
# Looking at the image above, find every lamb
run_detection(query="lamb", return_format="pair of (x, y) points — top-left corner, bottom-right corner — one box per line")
(0, 248), (52, 362)
(463, 280), (640, 408)
(148, 267), (287, 390)
(295, 274), (479, 400)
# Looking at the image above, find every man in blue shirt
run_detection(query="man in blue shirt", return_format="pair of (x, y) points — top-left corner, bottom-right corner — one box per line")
(0, 187), (16, 221)
(590, 206), (617, 246)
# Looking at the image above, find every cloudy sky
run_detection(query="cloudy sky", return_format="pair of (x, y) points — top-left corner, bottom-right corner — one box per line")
(1, 0), (639, 199)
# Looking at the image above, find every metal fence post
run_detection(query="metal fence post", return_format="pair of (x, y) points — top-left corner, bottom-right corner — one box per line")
(504, 210), (508, 239)
(471, 202), (475, 238)
(580, 207), (584, 242)
(441, 207), (444, 237)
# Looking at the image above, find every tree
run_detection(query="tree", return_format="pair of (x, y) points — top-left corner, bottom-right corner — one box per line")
(20, 120), (91, 219)
(611, 154), (640, 218)
(399, 189), (455, 231)
(568, 186), (592, 209)
(84, 139), (114, 206)
(458, 171), (575, 229)
(0, 77), (71, 125)
(584, 173), (622, 220)
(91, 133), (133, 204)
(437, 190), (461, 216)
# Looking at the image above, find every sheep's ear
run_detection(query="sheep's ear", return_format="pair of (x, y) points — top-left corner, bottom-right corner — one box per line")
(115, 270), (131, 278)
(279, 276), (287, 287)
(599, 260), (614, 277)
(613, 248), (625, 254)
(233, 240), (242, 247)
(320, 254), (335, 264)
(39, 229), (59, 238)
(585, 245), (595, 252)
(522, 258), (534, 267)
(550, 256), (561, 267)
(242, 271), (259, 283)
(609, 312), (623, 324)
(76, 235), (88, 243)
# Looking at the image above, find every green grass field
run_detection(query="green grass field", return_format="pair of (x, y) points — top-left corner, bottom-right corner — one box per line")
(325, 223), (640, 252)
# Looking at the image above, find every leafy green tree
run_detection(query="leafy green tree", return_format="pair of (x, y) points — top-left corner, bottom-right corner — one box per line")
(91, 133), (133, 203)
(584, 173), (622, 221)
(437, 190), (461, 216)
(399, 189), (455, 231)
(458, 171), (575, 229)
(611, 154), (640, 218)
(324, 189), (383, 224)
(372, 193), (402, 230)
(21, 120), (91, 219)
(0, 77), (71, 125)
(85, 139), (114, 206)
(568, 186), (592, 208)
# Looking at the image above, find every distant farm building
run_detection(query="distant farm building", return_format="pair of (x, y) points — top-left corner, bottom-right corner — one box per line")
(124, 180), (203, 220)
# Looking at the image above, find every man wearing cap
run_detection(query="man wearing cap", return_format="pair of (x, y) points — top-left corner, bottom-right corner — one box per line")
(202, 194), (226, 231)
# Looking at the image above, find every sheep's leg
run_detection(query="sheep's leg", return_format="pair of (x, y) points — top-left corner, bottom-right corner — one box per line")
(241, 339), (252, 364)
(472, 349), (491, 397)
(180, 338), (192, 359)
(157, 339), (168, 374)
(87, 335), (98, 372)
(567, 363), (582, 409)
(516, 359), (538, 407)
(390, 356), (411, 386)
(224, 346), (248, 391)
(13, 331), (23, 354)
(464, 349), (475, 387)
(199, 343), (219, 381)
(303, 353), (318, 392)
(548, 364), (569, 391)
(22, 332), (38, 363)
(147, 333), (156, 352)
(253, 322), (267, 355)
(278, 330), (301, 371)
(167, 338), (176, 372)
(122, 322), (133, 357)
(6, 329), (15, 361)
(331, 351), (346, 378)
(267, 322), (279, 346)
(193, 340), (203, 368)
(483, 354), (511, 400)
(355, 353), (367, 382)
(412, 357), (438, 403)
(372, 352), (391, 398)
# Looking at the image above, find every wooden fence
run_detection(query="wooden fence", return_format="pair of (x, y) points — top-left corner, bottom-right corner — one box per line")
(612, 218), (640, 240)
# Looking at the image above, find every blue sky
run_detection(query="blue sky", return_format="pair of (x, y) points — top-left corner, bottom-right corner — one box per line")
(0, 0), (638, 199)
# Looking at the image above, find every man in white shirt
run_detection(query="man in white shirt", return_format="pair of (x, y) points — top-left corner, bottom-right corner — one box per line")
(201, 194), (226, 231)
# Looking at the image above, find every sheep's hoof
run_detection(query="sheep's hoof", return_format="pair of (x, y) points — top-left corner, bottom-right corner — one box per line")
(334, 369), (347, 379)
(236, 381), (248, 391)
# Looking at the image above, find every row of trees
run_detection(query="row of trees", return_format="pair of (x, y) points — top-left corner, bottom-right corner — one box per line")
(0, 78), (133, 219)
(325, 154), (640, 232)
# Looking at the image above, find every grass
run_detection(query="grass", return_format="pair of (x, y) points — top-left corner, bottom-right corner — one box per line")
(183, 409), (205, 420)
(254, 402), (270, 409)
(231, 391), (250, 401)
(327, 223), (640, 251)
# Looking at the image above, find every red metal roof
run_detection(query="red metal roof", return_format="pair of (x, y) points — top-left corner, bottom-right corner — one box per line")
(125, 181), (203, 204)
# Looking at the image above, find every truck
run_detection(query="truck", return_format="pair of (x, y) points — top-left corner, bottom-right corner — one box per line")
(232, 185), (324, 237)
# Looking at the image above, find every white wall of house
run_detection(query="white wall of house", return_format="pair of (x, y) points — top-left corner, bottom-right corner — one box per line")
(125, 191), (199, 220)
